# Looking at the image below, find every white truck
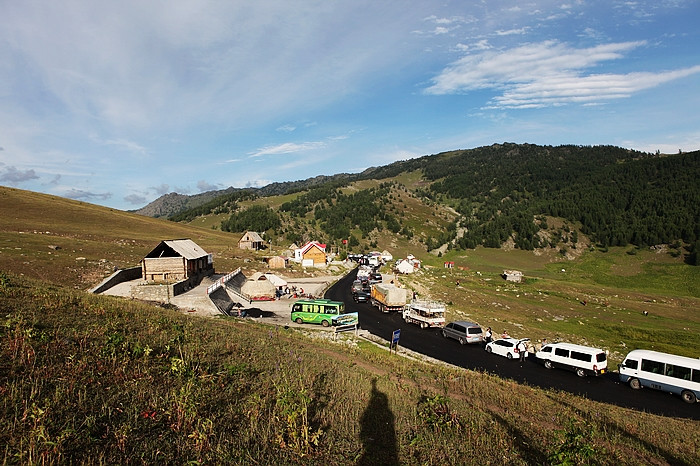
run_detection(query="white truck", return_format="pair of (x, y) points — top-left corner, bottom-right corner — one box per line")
(370, 283), (407, 313)
(402, 299), (446, 329)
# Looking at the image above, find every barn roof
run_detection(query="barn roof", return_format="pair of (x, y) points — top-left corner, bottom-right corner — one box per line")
(145, 239), (209, 260)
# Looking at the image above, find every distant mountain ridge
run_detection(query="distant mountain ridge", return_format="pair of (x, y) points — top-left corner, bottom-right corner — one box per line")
(132, 173), (363, 218)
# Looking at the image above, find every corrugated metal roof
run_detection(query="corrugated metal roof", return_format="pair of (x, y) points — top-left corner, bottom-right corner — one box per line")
(163, 239), (208, 260)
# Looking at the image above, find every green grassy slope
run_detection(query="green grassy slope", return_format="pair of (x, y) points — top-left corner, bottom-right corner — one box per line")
(1, 185), (699, 463)
(1, 273), (699, 464)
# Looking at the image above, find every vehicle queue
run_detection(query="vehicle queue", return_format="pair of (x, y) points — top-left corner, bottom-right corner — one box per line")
(291, 259), (700, 405)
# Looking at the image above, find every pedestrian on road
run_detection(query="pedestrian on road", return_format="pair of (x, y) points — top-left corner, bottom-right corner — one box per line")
(517, 340), (527, 362)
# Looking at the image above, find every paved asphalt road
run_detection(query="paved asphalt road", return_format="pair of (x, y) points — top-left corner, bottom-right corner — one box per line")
(326, 268), (700, 420)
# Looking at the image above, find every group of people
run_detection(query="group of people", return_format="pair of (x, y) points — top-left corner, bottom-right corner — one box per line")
(483, 327), (548, 362)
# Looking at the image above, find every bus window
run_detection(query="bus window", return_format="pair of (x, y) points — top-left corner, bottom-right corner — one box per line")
(571, 351), (592, 362)
(693, 370), (700, 383)
(623, 359), (638, 370)
(555, 348), (569, 357)
(666, 365), (691, 380)
(292, 304), (301, 312)
(641, 359), (664, 374)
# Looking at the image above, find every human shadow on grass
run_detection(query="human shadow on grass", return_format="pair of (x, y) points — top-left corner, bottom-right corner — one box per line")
(358, 378), (399, 466)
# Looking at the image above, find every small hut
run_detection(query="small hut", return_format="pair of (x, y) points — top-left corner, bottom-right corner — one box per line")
(502, 270), (524, 283)
(266, 255), (287, 269)
(241, 272), (276, 301)
(238, 231), (265, 250)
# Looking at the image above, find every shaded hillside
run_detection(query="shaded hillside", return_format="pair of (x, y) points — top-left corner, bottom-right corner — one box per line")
(167, 144), (699, 260)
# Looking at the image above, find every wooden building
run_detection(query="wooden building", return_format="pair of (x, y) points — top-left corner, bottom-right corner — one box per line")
(141, 239), (213, 283)
(294, 241), (327, 266)
(238, 231), (265, 250)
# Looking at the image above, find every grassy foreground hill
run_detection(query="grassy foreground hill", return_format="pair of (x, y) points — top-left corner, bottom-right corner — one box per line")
(1, 186), (699, 464)
(2, 273), (699, 464)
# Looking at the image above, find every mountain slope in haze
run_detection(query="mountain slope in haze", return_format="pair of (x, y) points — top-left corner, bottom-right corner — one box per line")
(133, 173), (360, 218)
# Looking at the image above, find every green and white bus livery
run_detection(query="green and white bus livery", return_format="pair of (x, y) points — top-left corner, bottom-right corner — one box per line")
(291, 299), (358, 327)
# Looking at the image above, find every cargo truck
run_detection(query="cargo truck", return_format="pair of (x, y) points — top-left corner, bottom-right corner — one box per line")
(370, 283), (407, 313)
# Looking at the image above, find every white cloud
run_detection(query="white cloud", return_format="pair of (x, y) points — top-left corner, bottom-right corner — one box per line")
(425, 40), (700, 108)
(249, 141), (326, 158)
(103, 138), (148, 155)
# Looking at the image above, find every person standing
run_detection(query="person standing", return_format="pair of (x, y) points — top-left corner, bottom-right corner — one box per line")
(484, 327), (493, 344)
(517, 340), (527, 362)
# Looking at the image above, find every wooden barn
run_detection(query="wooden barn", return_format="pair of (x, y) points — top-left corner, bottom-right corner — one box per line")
(238, 231), (265, 250)
(141, 239), (213, 283)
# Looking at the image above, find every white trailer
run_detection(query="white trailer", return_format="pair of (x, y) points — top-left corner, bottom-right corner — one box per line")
(402, 299), (446, 329)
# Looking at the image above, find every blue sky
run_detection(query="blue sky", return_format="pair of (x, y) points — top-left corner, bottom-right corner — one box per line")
(1, 1), (699, 211)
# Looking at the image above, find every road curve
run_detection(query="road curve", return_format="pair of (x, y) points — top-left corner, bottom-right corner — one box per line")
(326, 268), (700, 420)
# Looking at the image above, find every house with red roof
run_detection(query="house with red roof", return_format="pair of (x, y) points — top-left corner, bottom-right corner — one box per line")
(293, 241), (327, 266)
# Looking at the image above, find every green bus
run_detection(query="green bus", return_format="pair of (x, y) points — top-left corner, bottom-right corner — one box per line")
(291, 299), (358, 327)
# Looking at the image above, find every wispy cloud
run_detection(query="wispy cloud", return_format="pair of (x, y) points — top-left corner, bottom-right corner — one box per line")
(124, 193), (147, 205)
(64, 188), (112, 202)
(425, 40), (700, 108)
(103, 138), (148, 155)
(196, 180), (221, 192)
(249, 141), (326, 158)
(0, 166), (39, 183)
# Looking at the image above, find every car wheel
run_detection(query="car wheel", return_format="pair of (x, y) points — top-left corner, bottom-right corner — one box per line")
(576, 368), (586, 378)
(421, 322), (428, 329)
(486, 346), (492, 353)
(544, 360), (553, 369)
(321, 320), (330, 327)
(295, 318), (303, 325)
(506, 353), (513, 360)
(459, 337), (466, 345)
(681, 390), (697, 404)
(629, 378), (642, 390)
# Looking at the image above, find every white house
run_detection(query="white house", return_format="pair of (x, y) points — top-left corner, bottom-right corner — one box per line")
(396, 259), (415, 274)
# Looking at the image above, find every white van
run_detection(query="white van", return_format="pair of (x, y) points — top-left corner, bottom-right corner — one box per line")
(536, 342), (608, 377)
(618, 349), (700, 403)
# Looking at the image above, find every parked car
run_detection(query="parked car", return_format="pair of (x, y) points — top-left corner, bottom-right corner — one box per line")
(353, 291), (371, 303)
(485, 338), (530, 359)
(442, 321), (483, 344)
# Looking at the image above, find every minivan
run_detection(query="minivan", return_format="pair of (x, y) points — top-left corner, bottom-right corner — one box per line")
(442, 321), (483, 345)
(536, 342), (607, 377)
(618, 349), (700, 403)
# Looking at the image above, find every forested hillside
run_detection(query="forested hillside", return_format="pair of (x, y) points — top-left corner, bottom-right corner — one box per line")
(165, 144), (700, 263)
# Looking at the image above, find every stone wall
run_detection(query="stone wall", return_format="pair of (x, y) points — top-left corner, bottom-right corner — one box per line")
(90, 266), (142, 294)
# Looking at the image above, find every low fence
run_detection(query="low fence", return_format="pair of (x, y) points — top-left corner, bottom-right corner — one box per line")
(207, 268), (241, 294)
